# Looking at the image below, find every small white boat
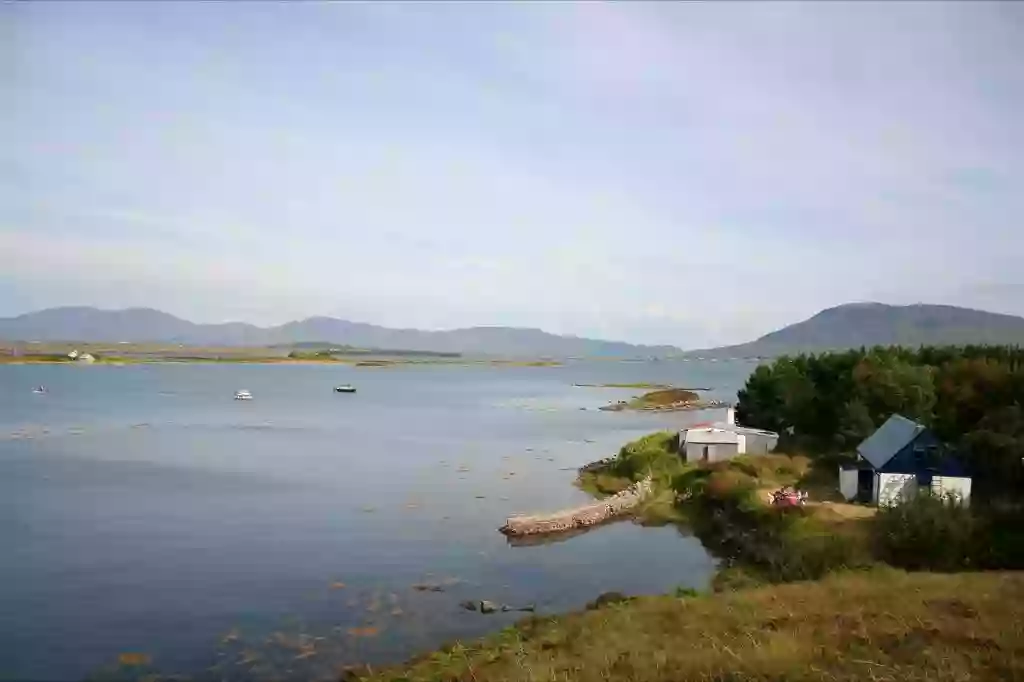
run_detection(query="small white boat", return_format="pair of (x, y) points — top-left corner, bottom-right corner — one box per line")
(32, 386), (47, 394)
(334, 385), (357, 394)
(234, 390), (253, 401)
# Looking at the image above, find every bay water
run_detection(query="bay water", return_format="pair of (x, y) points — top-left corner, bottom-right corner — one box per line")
(0, 360), (753, 681)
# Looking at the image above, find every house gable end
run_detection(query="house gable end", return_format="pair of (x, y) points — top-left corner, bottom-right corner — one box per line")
(880, 430), (940, 474)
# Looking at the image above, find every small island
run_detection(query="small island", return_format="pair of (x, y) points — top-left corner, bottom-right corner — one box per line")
(596, 387), (729, 412)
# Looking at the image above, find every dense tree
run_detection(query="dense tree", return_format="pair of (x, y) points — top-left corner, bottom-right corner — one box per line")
(736, 345), (1024, 498)
(960, 405), (1024, 499)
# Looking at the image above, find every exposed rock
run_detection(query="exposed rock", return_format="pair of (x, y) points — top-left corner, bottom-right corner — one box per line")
(501, 604), (536, 613)
(586, 592), (632, 610)
(479, 600), (498, 614)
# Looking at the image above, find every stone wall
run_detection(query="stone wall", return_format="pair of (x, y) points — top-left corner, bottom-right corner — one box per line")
(499, 478), (653, 536)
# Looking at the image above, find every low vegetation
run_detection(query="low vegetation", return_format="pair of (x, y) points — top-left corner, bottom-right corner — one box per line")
(360, 569), (1024, 682)
(576, 431), (682, 497)
(628, 387), (699, 408)
(580, 429), (1024, 582)
(874, 494), (1024, 572)
(675, 455), (875, 587)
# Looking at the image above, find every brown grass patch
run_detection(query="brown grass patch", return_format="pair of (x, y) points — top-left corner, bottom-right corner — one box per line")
(361, 569), (1024, 682)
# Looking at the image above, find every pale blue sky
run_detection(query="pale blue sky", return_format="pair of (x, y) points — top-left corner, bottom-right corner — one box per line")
(3, 2), (1023, 347)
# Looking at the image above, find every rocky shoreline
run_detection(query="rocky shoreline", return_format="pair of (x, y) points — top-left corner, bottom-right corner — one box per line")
(599, 398), (731, 412)
(498, 477), (653, 536)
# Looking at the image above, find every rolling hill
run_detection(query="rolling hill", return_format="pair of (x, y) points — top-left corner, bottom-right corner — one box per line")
(690, 303), (1024, 357)
(0, 307), (681, 358)
(5, 302), (1023, 359)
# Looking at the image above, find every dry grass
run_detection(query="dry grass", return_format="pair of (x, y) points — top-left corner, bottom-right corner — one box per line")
(360, 569), (1024, 682)
(809, 501), (878, 521)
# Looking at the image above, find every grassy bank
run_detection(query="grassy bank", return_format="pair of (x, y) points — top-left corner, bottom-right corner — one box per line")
(359, 569), (1024, 682)
(574, 433), (1024, 585)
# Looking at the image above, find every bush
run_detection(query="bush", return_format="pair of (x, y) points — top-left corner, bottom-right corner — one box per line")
(873, 493), (980, 571)
(983, 506), (1024, 569)
(613, 431), (681, 482)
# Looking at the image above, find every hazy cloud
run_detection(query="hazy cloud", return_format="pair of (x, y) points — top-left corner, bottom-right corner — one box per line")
(3, 2), (1022, 347)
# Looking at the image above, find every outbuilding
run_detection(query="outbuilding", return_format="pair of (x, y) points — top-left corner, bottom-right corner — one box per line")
(680, 407), (779, 463)
(839, 414), (972, 506)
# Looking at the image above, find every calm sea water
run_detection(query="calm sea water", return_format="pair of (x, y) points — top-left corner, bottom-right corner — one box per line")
(0, 360), (753, 682)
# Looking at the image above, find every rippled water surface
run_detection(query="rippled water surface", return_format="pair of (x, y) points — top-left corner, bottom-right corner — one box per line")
(0, 360), (753, 681)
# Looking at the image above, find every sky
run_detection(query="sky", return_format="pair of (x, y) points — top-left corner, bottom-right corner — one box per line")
(3, 2), (1023, 348)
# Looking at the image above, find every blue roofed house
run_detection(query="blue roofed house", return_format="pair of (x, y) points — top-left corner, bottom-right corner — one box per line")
(838, 414), (972, 506)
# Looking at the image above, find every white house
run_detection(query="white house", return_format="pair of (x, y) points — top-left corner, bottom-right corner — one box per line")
(76, 353), (96, 363)
(838, 414), (972, 507)
(680, 407), (779, 463)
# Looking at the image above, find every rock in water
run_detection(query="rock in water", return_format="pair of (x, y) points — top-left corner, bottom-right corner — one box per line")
(501, 604), (537, 613)
(479, 600), (498, 614)
(459, 600), (478, 612)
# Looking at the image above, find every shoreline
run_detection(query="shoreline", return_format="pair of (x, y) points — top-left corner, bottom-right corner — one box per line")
(354, 433), (1023, 681)
(0, 357), (563, 367)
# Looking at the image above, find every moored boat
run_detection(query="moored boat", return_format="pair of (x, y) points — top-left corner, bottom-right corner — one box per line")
(234, 390), (253, 401)
(334, 385), (357, 393)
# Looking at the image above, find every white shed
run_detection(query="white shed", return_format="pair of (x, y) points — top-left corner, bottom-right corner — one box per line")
(680, 409), (779, 464)
(683, 428), (743, 463)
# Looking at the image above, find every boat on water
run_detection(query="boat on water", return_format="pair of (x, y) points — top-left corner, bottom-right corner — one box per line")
(334, 385), (357, 393)
(32, 386), (47, 394)
(234, 390), (253, 401)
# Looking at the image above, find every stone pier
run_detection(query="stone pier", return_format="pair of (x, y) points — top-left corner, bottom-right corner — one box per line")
(499, 478), (653, 537)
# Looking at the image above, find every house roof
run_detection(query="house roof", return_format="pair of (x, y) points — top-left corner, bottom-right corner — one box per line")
(856, 414), (926, 470)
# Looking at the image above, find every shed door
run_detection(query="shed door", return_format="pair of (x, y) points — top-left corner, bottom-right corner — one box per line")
(857, 470), (874, 503)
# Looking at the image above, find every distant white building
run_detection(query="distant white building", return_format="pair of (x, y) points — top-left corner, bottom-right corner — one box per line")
(77, 353), (96, 363)
(67, 349), (79, 359)
(679, 407), (779, 463)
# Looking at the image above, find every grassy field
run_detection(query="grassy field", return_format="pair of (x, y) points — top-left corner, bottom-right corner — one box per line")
(358, 569), (1024, 682)
(0, 342), (562, 367)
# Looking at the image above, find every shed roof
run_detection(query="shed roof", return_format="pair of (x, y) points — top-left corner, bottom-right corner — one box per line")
(683, 427), (742, 444)
(856, 414), (926, 470)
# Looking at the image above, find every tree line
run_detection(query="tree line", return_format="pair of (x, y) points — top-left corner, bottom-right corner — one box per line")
(735, 345), (1024, 500)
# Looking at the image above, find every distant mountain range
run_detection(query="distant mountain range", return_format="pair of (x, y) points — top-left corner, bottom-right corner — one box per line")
(3, 303), (1024, 358)
(0, 307), (680, 358)
(685, 303), (1024, 358)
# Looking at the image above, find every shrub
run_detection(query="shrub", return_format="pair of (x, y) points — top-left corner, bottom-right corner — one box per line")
(873, 493), (980, 571)
(702, 469), (757, 505)
(613, 431), (681, 482)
